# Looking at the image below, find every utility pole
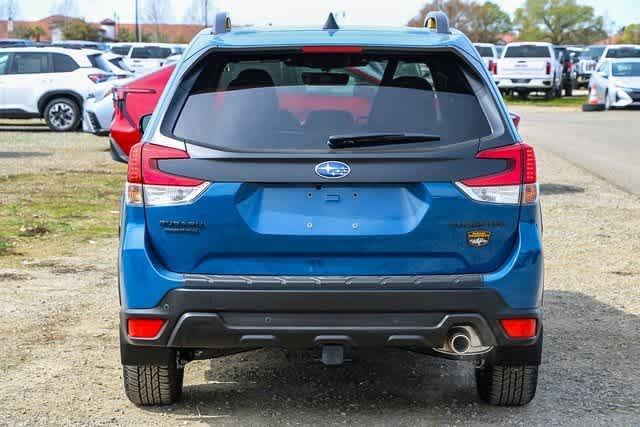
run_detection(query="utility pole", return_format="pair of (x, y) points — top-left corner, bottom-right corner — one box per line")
(204, 0), (209, 27)
(135, 0), (141, 42)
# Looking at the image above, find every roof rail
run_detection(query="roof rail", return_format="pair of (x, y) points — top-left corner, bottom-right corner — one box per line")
(212, 11), (232, 35)
(323, 12), (340, 31)
(424, 11), (450, 34)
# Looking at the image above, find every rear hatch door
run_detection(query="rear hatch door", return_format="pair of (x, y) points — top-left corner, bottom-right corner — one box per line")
(144, 50), (520, 276)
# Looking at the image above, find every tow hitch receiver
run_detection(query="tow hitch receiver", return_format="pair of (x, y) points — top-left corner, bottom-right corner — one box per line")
(321, 345), (345, 366)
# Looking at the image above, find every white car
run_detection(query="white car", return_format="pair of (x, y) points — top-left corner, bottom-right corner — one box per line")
(576, 45), (640, 89)
(0, 47), (114, 131)
(495, 42), (563, 98)
(82, 77), (133, 136)
(124, 43), (174, 75)
(586, 58), (640, 110)
(102, 52), (134, 77)
(473, 43), (498, 73)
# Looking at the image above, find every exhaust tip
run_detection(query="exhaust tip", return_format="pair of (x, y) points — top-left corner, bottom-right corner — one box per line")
(448, 330), (471, 355)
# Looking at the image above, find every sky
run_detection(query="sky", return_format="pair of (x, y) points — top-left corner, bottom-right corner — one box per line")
(6, 0), (640, 32)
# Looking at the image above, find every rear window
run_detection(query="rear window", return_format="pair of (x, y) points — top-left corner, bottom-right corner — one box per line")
(53, 53), (79, 72)
(504, 45), (551, 58)
(111, 45), (131, 56)
(606, 47), (640, 59)
(88, 54), (112, 72)
(580, 47), (604, 60)
(131, 46), (172, 59)
(475, 46), (494, 57)
(109, 57), (132, 72)
(172, 52), (492, 152)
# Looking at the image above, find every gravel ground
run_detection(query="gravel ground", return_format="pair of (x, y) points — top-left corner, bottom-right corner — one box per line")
(0, 117), (639, 425)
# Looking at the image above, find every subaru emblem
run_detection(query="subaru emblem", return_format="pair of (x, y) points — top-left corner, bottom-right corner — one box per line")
(315, 161), (351, 179)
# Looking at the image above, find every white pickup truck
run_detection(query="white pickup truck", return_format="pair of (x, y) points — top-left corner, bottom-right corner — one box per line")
(495, 42), (563, 99)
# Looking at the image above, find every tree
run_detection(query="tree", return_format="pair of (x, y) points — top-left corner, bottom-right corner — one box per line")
(408, 0), (512, 42)
(50, 0), (77, 17)
(409, 0), (473, 34)
(1, 0), (20, 19)
(62, 19), (100, 41)
(183, 0), (215, 25)
(12, 24), (34, 39)
(514, 0), (607, 44)
(118, 27), (136, 42)
(619, 24), (640, 44)
(144, 0), (170, 42)
(469, 2), (512, 42)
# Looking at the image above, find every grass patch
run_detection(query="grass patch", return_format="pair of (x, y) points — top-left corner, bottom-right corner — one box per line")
(504, 95), (585, 107)
(0, 166), (125, 266)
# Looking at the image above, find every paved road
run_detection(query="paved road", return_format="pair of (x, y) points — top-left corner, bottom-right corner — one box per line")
(515, 107), (640, 195)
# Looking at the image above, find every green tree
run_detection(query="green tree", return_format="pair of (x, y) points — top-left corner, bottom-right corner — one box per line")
(117, 27), (136, 42)
(619, 24), (640, 44)
(62, 19), (100, 41)
(12, 24), (35, 40)
(514, 0), (607, 44)
(31, 26), (45, 42)
(409, 0), (512, 42)
(469, 2), (512, 42)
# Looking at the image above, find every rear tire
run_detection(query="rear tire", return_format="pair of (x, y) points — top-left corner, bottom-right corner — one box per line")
(44, 97), (81, 132)
(123, 362), (184, 406)
(476, 363), (538, 406)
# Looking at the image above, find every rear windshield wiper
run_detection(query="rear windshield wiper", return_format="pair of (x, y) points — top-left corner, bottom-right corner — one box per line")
(327, 133), (441, 149)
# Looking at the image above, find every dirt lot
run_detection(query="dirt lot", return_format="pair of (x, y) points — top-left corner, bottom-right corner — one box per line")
(0, 118), (639, 425)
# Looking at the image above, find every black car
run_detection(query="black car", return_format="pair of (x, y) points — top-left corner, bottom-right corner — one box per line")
(554, 46), (580, 96)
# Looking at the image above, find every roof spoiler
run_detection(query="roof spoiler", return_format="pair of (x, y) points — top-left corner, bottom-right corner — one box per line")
(424, 11), (450, 34)
(212, 12), (232, 35)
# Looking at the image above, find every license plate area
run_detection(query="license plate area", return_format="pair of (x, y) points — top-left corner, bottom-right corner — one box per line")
(235, 184), (429, 236)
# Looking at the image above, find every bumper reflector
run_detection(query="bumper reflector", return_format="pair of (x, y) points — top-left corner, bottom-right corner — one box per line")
(127, 318), (165, 339)
(500, 318), (537, 339)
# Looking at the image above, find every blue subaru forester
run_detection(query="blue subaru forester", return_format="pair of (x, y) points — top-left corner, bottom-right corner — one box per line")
(119, 12), (543, 406)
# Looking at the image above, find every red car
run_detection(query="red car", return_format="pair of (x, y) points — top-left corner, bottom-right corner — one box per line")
(109, 64), (516, 163)
(109, 65), (175, 163)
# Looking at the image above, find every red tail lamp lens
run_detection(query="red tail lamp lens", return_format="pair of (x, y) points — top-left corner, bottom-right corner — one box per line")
(500, 318), (537, 339)
(127, 318), (165, 339)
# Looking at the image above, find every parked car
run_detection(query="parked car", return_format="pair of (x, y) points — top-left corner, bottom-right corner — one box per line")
(495, 42), (563, 98)
(109, 65), (175, 161)
(109, 43), (133, 56)
(585, 58), (640, 110)
(82, 77), (133, 135)
(473, 43), (498, 74)
(52, 40), (109, 51)
(124, 43), (174, 74)
(0, 38), (35, 48)
(575, 45), (605, 89)
(0, 47), (114, 131)
(118, 12), (543, 407)
(553, 45), (578, 96)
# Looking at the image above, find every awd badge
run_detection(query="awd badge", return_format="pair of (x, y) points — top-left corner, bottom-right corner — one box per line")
(467, 230), (491, 248)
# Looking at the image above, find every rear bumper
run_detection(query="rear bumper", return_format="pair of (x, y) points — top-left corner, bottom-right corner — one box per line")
(120, 286), (542, 365)
(495, 77), (553, 90)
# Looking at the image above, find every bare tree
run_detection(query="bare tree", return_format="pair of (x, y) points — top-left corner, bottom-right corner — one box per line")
(2, 0), (20, 19)
(183, 0), (215, 26)
(50, 0), (78, 17)
(144, 0), (170, 41)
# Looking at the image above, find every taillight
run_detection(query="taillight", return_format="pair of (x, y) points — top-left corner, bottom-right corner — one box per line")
(455, 143), (538, 205)
(500, 318), (537, 339)
(488, 60), (497, 75)
(126, 143), (210, 206)
(88, 73), (110, 84)
(127, 318), (165, 339)
(545, 62), (551, 75)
